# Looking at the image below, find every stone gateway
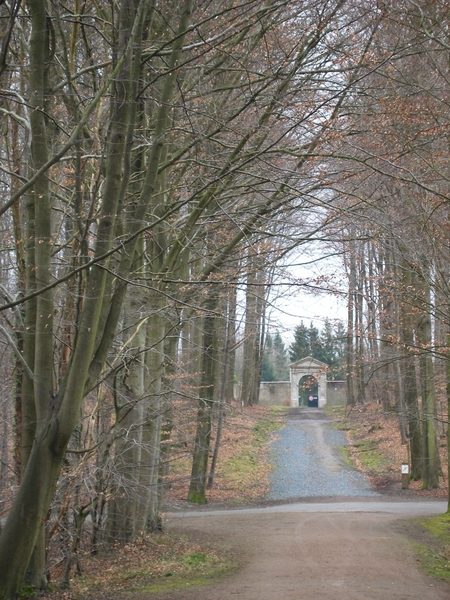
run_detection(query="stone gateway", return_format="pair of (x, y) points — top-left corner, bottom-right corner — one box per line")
(289, 357), (328, 408)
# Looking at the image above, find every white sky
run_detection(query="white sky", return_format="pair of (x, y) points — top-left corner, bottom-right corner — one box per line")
(266, 245), (348, 346)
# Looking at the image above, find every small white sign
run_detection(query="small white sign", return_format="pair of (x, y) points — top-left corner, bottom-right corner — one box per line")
(401, 464), (409, 474)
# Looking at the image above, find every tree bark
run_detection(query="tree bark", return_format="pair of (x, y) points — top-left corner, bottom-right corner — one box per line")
(346, 236), (357, 406)
(399, 260), (422, 479)
(0, 1), (145, 594)
(414, 268), (439, 489)
(187, 293), (217, 503)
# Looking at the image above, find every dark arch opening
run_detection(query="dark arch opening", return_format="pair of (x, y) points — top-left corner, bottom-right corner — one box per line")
(298, 374), (318, 407)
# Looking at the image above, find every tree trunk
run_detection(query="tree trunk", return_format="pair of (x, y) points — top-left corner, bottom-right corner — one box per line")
(365, 241), (379, 402)
(346, 237), (357, 406)
(106, 285), (146, 543)
(0, 424), (65, 595)
(241, 249), (265, 406)
(139, 302), (165, 532)
(20, 0), (52, 588)
(447, 332), (450, 513)
(414, 269), (439, 489)
(188, 294), (217, 503)
(208, 293), (233, 489)
(0, 1), (146, 593)
(399, 260), (422, 479)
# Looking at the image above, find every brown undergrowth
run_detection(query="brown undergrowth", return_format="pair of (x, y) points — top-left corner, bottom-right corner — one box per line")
(34, 404), (282, 599)
(164, 403), (284, 508)
(30, 401), (449, 598)
(330, 401), (449, 499)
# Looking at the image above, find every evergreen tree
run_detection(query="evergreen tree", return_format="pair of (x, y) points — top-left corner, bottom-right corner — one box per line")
(289, 321), (310, 362)
(261, 332), (289, 381)
(289, 319), (345, 379)
(308, 322), (325, 362)
(273, 332), (290, 380)
(320, 318), (346, 379)
(261, 334), (276, 381)
(321, 319), (336, 365)
(332, 320), (346, 379)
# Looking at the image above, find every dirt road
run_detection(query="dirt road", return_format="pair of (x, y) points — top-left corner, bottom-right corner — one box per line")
(157, 503), (449, 600)
(145, 409), (449, 599)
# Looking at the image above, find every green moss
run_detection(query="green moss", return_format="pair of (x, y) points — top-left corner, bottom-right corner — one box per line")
(71, 537), (237, 598)
(222, 449), (262, 491)
(220, 411), (284, 497)
(338, 445), (354, 467)
(333, 421), (354, 432)
(135, 550), (237, 594)
(323, 405), (346, 419)
(419, 514), (450, 542)
(187, 490), (207, 504)
(352, 440), (386, 473)
(268, 406), (290, 417)
(182, 552), (208, 567)
(18, 586), (38, 598)
(252, 415), (284, 443)
(413, 514), (450, 581)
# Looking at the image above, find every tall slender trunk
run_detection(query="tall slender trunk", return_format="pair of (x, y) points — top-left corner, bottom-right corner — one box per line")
(0, 1), (145, 594)
(414, 268), (439, 489)
(400, 260), (422, 479)
(208, 292), (233, 489)
(446, 332), (450, 513)
(378, 243), (398, 412)
(355, 241), (366, 404)
(106, 274), (146, 543)
(21, 0), (52, 587)
(188, 293), (217, 503)
(138, 301), (165, 532)
(346, 237), (357, 406)
(241, 249), (265, 406)
(365, 241), (379, 401)
(225, 284), (237, 402)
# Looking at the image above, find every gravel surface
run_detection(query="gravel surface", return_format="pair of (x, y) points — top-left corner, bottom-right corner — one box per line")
(268, 408), (379, 499)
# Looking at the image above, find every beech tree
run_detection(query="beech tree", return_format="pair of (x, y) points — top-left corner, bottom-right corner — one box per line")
(0, 0), (396, 594)
(327, 0), (450, 493)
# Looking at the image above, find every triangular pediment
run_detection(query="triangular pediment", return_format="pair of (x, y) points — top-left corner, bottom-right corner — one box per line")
(289, 356), (328, 371)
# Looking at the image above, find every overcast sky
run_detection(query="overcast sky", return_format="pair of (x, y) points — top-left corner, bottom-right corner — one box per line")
(267, 245), (347, 345)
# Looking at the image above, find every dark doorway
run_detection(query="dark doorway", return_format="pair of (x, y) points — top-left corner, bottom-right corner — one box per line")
(298, 375), (319, 407)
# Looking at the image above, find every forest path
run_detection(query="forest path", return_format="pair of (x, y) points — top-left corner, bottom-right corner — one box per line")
(151, 505), (449, 600)
(148, 407), (448, 600)
(268, 407), (378, 500)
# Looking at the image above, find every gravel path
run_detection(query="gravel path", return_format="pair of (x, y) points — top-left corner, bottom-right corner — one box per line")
(268, 408), (379, 499)
(167, 408), (449, 600)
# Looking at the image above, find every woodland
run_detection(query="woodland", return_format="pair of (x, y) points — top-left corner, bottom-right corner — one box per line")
(0, 0), (450, 597)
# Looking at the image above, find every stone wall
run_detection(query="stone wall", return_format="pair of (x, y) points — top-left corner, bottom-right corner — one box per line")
(258, 381), (291, 406)
(326, 381), (347, 406)
(255, 380), (347, 407)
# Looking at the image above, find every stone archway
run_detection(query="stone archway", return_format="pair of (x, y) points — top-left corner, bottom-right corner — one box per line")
(289, 357), (328, 408)
(298, 374), (319, 407)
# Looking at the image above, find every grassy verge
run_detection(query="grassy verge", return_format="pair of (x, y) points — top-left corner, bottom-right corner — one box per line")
(327, 404), (396, 475)
(327, 402), (450, 586)
(350, 439), (387, 473)
(167, 405), (288, 505)
(37, 532), (236, 599)
(413, 514), (450, 582)
(220, 406), (287, 499)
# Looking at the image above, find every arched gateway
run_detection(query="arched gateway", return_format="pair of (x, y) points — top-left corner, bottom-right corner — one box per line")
(289, 357), (327, 408)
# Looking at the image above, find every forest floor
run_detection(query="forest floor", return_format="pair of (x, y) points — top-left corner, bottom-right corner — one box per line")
(163, 400), (449, 506)
(37, 401), (449, 599)
(330, 402), (448, 501)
